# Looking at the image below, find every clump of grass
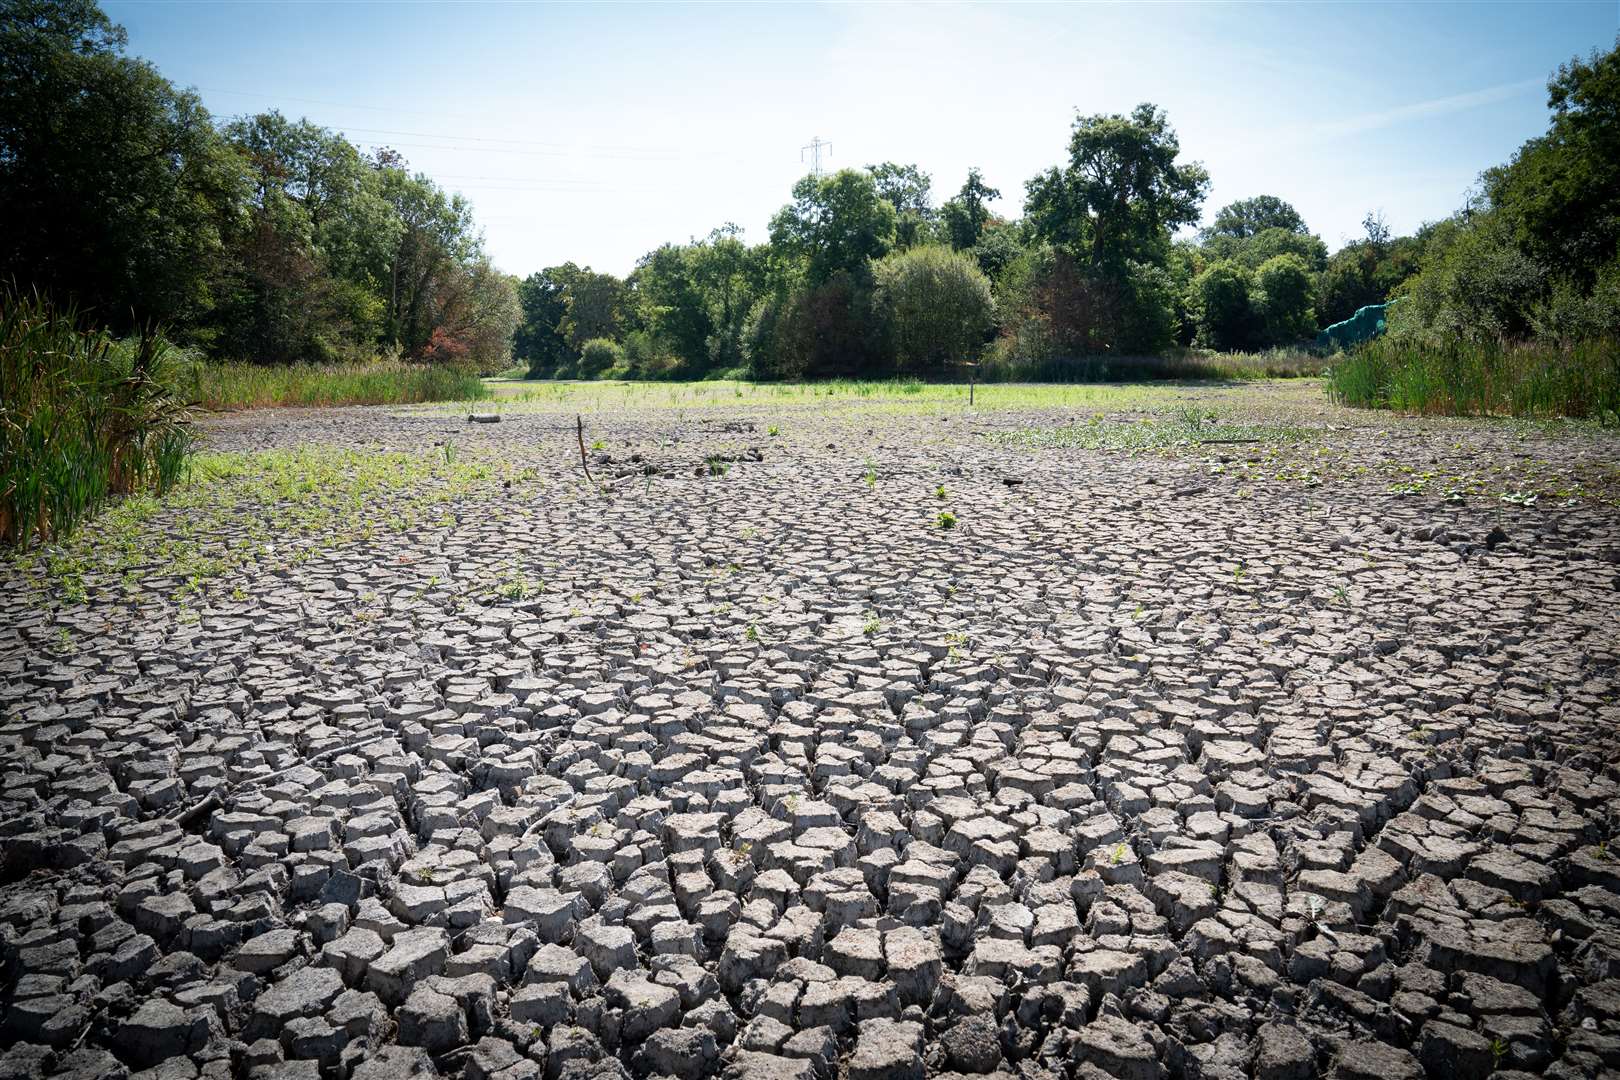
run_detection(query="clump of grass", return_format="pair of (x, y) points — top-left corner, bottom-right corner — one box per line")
(1, 290), (194, 548)
(1329, 337), (1620, 421)
(937, 510), (957, 529)
(186, 360), (490, 410)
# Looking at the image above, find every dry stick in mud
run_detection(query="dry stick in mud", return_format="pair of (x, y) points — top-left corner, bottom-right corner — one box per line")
(576, 414), (594, 485)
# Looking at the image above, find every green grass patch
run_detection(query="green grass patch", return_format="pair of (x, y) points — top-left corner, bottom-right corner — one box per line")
(987, 407), (1310, 452)
(979, 348), (1328, 383)
(8, 446), (514, 605)
(1330, 337), (1620, 421)
(1, 289), (194, 548)
(188, 361), (490, 410)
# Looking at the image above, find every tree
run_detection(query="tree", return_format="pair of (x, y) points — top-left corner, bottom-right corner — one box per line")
(1203, 196), (1307, 240)
(0, 0), (247, 329)
(630, 244), (712, 373)
(941, 168), (1001, 251)
(688, 224), (765, 371)
(769, 169), (897, 285)
(515, 264), (580, 376)
(210, 111), (395, 361)
(559, 270), (627, 352)
(868, 163), (935, 249)
(378, 168), (478, 357)
(428, 258), (519, 372)
(1025, 104), (1209, 274)
(1255, 255), (1315, 343)
(875, 246), (994, 375)
(1202, 227), (1327, 273)
(1190, 262), (1255, 350)
(1484, 36), (1620, 283)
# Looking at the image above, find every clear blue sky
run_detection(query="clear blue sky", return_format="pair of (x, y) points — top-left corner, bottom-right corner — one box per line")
(106, 1), (1618, 278)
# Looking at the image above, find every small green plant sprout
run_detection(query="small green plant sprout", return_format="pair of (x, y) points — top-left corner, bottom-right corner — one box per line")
(745, 623), (759, 643)
(53, 627), (73, 652)
(1232, 563), (1248, 582)
(706, 455), (729, 476)
(1132, 602), (1145, 622)
(1331, 584), (1350, 606)
(862, 611), (880, 636)
(937, 510), (958, 530)
(443, 440), (455, 466)
(590, 439), (606, 451)
(767, 425), (780, 437)
(1109, 842), (1127, 866)
(1490, 1037), (1508, 1070)
(935, 484), (948, 500)
(862, 458), (877, 490)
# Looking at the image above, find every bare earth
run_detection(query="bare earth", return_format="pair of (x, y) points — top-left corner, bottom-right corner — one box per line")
(3, 381), (1619, 1080)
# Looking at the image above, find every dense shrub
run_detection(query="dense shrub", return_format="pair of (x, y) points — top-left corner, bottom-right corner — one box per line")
(1255, 255), (1316, 344)
(1190, 262), (1255, 350)
(576, 338), (624, 379)
(874, 246), (993, 375)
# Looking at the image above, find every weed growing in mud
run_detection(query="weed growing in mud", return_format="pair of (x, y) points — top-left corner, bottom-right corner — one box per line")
(937, 510), (958, 529)
(935, 484), (948, 500)
(862, 611), (880, 636)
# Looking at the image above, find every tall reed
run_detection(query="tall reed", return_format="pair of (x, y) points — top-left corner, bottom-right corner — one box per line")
(1329, 337), (1620, 421)
(0, 290), (194, 547)
(187, 361), (490, 410)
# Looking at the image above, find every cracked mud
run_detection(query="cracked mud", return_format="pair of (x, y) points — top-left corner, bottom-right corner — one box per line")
(3, 386), (1619, 1080)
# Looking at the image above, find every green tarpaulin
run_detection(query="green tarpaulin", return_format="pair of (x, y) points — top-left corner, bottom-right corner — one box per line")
(1317, 299), (1399, 351)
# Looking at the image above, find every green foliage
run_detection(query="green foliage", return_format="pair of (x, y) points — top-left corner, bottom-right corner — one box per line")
(1190, 262), (1256, 350)
(868, 163), (937, 250)
(1484, 36), (1620, 282)
(769, 169), (897, 286)
(516, 264), (580, 376)
(186, 360), (489, 409)
(0, 0), (248, 331)
(577, 338), (625, 380)
(1391, 214), (1546, 341)
(0, 289), (194, 547)
(941, 168), (1001, 251)
(1329, 336), (1619, 420)
(1203, 196), (1308, 240)
(1025, 103), (1210, 274)
(875, 246), (994, 374)
(1255, 255), (1316, 344)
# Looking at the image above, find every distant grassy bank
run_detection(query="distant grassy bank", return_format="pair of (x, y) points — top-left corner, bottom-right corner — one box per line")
(1329, 338), (1620, 422)
(188, 361), (490, 410)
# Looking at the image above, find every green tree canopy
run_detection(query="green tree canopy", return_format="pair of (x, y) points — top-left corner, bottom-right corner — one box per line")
(1025, 104), (1209, 274)
(0, 0), (247, 328)
(769, 169), (897, 285)
(1190, 261), (1255, 350)
(1484, 36), (1620, 282)
(875, 246), (993, 375)
(1202, 195), (1307, 240)
(941, 168), (1001, 251)
(868, 163), (936, 250)
(1255, 254), (1316, 343)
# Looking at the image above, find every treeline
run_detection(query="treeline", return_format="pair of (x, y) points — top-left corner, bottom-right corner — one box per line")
(516, 110), (1431, 381)
(6, 0), (1614, 384)
(0, 0), (519, 369)
(1385, 39), (1620, 345)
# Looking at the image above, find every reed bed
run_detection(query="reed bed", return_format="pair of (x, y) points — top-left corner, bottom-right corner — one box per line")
(0, 290), (193, 547)
(187, 361), (490, 410)
(1329, 337), (1620, 421)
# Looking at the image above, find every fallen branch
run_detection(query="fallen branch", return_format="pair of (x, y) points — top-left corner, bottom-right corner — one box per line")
(576, 415), (594, 484)
(1196, 438), (1264, 445)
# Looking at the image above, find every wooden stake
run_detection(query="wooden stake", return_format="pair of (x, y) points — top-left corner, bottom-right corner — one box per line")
(577, 415), (594, 484)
